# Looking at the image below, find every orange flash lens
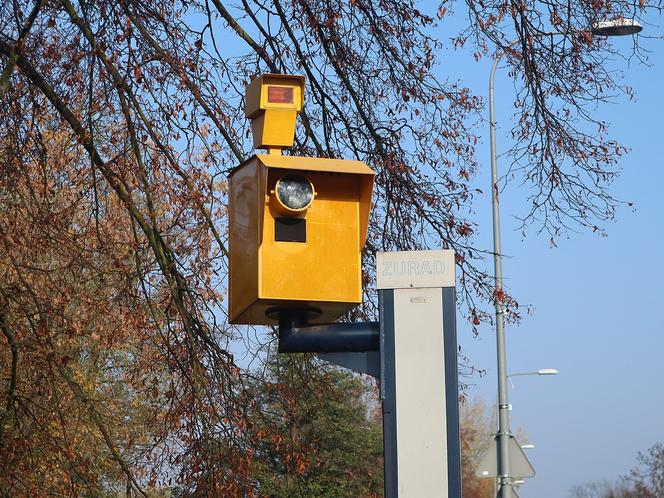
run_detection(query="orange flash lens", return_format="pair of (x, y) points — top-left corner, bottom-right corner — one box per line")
(267, 86), (294, 104)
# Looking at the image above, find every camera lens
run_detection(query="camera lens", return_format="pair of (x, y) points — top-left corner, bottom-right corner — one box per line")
(276, 175), (314, 211)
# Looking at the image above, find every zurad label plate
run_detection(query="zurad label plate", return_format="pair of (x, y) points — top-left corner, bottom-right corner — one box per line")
(376, 250), (455, 289)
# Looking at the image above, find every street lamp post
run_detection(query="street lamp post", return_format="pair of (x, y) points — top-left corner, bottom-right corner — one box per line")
(508, 368), (559, 388)
(508, 368), (560, 378)
(488, 18), (642, 498)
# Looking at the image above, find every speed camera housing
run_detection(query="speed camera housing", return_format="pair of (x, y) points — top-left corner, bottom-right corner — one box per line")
(228, 154), (374, 325)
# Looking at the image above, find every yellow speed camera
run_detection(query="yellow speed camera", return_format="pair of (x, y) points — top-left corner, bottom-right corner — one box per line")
(228, 154), (374, 325)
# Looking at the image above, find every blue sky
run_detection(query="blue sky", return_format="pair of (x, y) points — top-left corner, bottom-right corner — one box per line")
(451, 17), (664, 498)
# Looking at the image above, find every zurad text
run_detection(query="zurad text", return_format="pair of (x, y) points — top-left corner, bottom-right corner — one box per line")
(381, 259), (445, 277)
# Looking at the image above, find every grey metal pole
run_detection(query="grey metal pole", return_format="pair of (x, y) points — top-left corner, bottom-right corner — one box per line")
(489, 48), (514, 498)
(488, 24), (638, 496)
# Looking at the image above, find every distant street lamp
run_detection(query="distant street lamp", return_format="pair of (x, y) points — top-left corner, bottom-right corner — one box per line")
(592, 18), (643, 37)
(508, 368), (560, 378)
(508, 369), (559, 388)
(488, 18), (642, 498)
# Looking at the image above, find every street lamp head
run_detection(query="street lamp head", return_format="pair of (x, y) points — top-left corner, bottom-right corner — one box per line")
(537, 368), (559, 375)
(591, 18), (643, 37)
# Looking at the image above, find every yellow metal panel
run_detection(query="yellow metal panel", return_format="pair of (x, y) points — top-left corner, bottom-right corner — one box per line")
(251, 109), (298, 149)
(257, 155), (374, 246)
(260, 170), (362, 304)
(358, 174), (374, 247)
(257, 154), (374, 175)
(245, 77), (263, 118)
(228, 158), (263, 322)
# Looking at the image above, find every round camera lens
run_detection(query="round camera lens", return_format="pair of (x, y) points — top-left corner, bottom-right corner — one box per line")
(276, 175), (314, 211)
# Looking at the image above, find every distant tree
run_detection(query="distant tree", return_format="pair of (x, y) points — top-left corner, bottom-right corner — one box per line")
(460, 398), (497, 498)
(459, 397), (534, 497)
(569, 480), (633, 498)
(246, 352), (383, 497)
(569, 442), (664, 498)
(624, 442), (664, 497)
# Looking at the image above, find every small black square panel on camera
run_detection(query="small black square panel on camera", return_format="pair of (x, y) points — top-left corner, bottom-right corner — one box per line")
(275, 218), (306, 243)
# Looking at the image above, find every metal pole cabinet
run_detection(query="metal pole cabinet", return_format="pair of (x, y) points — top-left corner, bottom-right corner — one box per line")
(377, 250), (461, 498)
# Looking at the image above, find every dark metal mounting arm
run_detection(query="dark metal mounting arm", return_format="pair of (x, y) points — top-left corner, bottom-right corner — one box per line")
(277, 312), (379, 353)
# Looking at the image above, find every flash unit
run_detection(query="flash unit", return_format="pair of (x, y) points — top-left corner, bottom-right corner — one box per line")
(273, 174), (315, 215)
(268, 86), (294, 104)
(244, 74), (305, 150)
